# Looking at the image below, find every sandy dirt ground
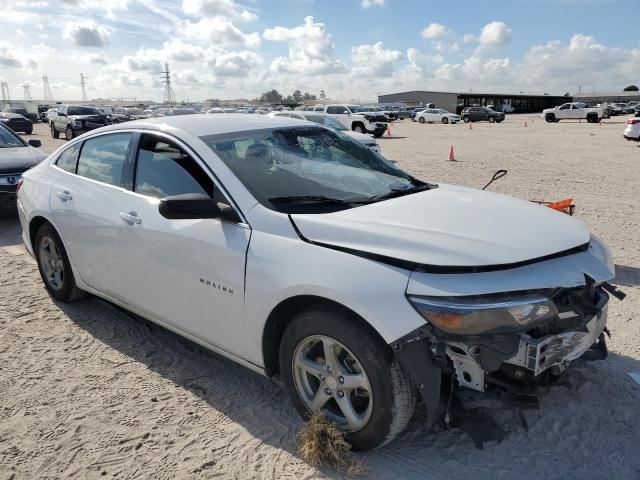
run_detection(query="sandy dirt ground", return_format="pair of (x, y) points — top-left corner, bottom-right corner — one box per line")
(1, 115), (639, 479)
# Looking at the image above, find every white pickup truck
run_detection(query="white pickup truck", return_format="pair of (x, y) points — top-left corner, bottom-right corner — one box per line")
(320, 104), (388, 137)
(542, 102), (604, 123)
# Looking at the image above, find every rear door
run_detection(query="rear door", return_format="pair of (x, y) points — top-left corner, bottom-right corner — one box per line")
(50, 132), (133, 298)
(117, 132), (250, 355)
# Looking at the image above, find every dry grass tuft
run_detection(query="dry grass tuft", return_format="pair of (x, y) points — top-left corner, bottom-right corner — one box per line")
(296, 412), (367, 476)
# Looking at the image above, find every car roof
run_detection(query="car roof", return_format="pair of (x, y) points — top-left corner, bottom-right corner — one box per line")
(97, 113), (317, 136)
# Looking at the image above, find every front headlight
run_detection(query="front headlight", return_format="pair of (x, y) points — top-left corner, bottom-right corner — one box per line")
(71, 120), (82, 127)
(408, 293), (557, 335)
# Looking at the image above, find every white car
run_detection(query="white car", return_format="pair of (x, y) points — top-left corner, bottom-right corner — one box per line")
(207, 108), (225, 114)
(623, 116), (640, 141)
(268, 111), (381, 153)
(415, 109), (460, 124)
(320, 104), (388, 137)
(542, 102), (604, 123)
(17, 115), (619, 450)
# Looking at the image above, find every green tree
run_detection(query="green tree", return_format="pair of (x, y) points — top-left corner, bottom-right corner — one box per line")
(623, 85), (639, 91)
(259, 89), (283, 103)
(292, 89), (303, 102)
(319, 90), (326, 99)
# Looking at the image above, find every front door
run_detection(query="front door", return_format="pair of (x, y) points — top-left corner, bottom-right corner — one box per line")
(117, 133), (250, 356)
(50, 132), (133, 298)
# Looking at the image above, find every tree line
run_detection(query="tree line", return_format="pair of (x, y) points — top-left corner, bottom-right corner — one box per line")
(257, 89), (327, 103)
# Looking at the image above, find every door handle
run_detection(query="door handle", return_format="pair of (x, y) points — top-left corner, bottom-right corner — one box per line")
(57, 190), (72, 202)
(119, 211), (142, 225)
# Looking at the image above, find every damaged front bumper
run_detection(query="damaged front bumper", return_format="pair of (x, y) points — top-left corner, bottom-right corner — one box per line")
(392, 284), (615, 424)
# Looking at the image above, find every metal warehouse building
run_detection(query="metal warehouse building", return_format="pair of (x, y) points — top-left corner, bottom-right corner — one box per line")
(378, 90), (571, 113)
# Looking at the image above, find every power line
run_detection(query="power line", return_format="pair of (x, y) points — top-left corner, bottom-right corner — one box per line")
(23, 83), (32, 101)
(160, 62), (176, 105)
(80, 73), (88, 102)
(42, 75), (53, 102)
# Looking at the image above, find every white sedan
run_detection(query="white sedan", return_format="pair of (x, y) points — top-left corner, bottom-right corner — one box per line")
(623, 116), (640, 141)
(415, 108), (460, 124)
(17, 114), (617, 450)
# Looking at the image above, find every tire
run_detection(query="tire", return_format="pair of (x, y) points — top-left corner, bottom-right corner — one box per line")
(50, 124), (59, 139)
(462, 116), (470, 123)
(587, 114), (597, 124)
(353, 123), (365, 134)
(25, 126), (33, 135)
(545, 113), (556, 123)
(280, 306), (416, 451)
(34, 223), (87, 302)
(442, 117), (449, 124)
(65, 127), (74, 141)
(488, 116), (496, 123)
(496, 119), (503, 123)
(373, 131), (384, 138)
(418, 117), (425, 124)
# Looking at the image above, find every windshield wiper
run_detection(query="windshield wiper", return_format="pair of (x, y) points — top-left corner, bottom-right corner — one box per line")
(365, 184), (433, 203)
(269, 195), (362, 205)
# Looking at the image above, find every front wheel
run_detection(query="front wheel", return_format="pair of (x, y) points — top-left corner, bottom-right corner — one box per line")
(34, 223), (86, 302)
(50, 124), (59, 138)
(418, 117), (425, 124)
(65, 127), (75, 141)
(373, 131), (384, 138)
(488, 116), (496, 123)
(545, 113), (556, 123)
(441, 117), (449, 124)
(280, 307), (416, 451)
(462, 116), (470, 123)
(353, 123), (365, 133)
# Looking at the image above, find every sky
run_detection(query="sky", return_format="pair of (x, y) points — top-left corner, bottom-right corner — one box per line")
(0, 0), (639, 103)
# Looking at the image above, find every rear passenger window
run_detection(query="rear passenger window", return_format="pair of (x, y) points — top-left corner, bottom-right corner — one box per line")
(76, 133), (131, 186)
(134, 134), (213, 199)
(56, 144), (80, 173)
(326, 106), (338, 114)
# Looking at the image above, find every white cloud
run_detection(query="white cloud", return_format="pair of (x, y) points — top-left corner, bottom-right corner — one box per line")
(187, 18), (260, 48)
(264, 16), (347, 74)
(205, 48), (262, 76)
(479, 21), (512, 47)
(351, 42), (402, 77)
(63, 21), (111, 48)
(361, 0), (385, 8)
(182, 0), (257, 21)
(421, 22), (453, 40)
(0, 41), (38, 69)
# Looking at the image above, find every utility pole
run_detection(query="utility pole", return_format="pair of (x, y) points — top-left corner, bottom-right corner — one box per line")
(1, 82), (10, 102)
(42, 75), (53, 102)
(23, 83), (32, 101)
(161, 62), (176, 105)
(80, 73), (88, 102)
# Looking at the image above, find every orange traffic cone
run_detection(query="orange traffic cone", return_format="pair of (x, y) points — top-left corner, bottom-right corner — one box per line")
(448, 145), (455, 161)
(387, 125), (392, 136)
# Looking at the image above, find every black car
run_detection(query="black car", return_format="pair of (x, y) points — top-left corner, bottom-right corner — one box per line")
(397, 107), (420, 119)
(0, 112), (34, 134)
(6, 107), (38, 123)
(51, 105), (109, 140)
(460, 106), (505, 123)
(0, 124), (47, 213)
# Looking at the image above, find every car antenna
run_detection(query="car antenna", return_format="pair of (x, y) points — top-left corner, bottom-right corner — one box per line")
(482, 169), (508, 190)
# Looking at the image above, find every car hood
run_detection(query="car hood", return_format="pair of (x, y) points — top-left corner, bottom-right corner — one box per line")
(0, 146), (47, 174)
(290, 184), (590, 269)
(69, 114), (107, 121)
(344, 131), (376, 144)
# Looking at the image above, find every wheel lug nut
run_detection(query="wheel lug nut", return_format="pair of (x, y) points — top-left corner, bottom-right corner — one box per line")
(327, 367), (332, 374)
(339, 376), (344, 384)
(337, 390), (344, 398)
(319, 374), (325, 380)
(324, 388), (331, 395)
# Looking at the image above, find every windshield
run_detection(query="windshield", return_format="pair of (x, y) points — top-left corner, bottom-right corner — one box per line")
(303, 114), (347, 131)
(201, 126), (426, 213)
(0, 126), (24, 148)
(68, 106), (100, 116)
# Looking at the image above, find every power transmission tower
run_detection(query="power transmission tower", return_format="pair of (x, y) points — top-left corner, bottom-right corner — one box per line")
(80, 73), (88, 102)
(42, 75), (53, 102)
(23, 83), (32, 101)
(161, 62), (176, 105)
(1, 82), (10, 102)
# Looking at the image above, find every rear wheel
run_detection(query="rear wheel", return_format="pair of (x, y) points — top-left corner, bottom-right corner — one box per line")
(34, 223), (86, 302)
(418, 117), (425, 124)
(280, 306), (416, 451)
(25, 126), (33, 134)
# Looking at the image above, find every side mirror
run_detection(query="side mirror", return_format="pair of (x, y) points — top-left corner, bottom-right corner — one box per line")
(28, 139), (42, 148)
(159, 193), (240, 223)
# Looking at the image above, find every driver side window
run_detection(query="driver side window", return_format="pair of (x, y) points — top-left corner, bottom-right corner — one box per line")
(134, 134), (214, 200)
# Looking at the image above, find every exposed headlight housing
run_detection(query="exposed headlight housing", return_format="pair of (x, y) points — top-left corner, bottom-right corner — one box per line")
(408, 293), (557, 335)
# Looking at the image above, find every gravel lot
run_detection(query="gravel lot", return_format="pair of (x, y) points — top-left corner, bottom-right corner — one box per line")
(1, 115), (639, 479)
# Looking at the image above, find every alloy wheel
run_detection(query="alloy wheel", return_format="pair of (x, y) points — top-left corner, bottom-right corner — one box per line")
(292, 335), (373, 432)
(38, 236), (64, 291)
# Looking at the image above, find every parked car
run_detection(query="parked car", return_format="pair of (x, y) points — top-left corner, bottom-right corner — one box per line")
(268, 111), (381, 153)
(37, 104), (51, 122)
(542, 103), (604, 123)
(415, 109), (460, 124)
(0, 112), (34, 134)
(5, 107), (38, 123)
(605, 104), (623, 116)
(397, 107), (420, 120)
(50, 105), (108, 140)
(410, 109), (426, 122)
(321, 104), (388, 137)
(624, 116), (640, 141)
(614, 103), (635, 114)
(207, 108), (225, 114)
(17, 114), (618, 451)
(461, 106), (505, 123)
(0, 123), (46, 213)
